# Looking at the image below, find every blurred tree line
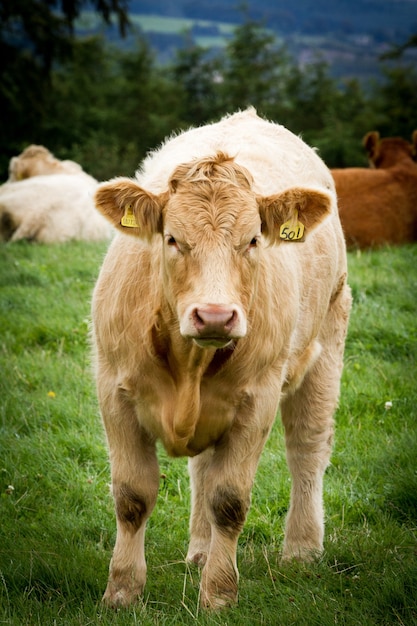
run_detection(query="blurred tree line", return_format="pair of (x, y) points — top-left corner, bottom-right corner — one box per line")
(1, 0), (416, 181)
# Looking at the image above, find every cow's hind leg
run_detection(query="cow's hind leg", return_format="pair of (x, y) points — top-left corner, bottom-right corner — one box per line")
(280, 285), (351, 560)
(100, 390), (159, 607)
(280, 366), (335, 560)
(187, 450), (213, 567)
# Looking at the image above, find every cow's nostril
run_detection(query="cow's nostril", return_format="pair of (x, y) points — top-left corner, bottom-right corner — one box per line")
(192, 309), (205, 331)
(225, 309), (237, 331)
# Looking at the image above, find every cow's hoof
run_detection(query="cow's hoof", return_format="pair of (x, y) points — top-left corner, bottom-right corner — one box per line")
(102, 582), (144, 608)
(200, 588), (238, 610)
(281, 543), (322, 563)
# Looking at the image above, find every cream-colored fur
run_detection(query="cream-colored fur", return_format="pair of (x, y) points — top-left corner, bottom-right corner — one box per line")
(92, 109), (351, 609)
(0, 175), (112, 243)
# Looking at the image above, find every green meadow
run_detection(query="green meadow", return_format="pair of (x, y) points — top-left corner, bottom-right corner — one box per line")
(0, 241), (416, 625)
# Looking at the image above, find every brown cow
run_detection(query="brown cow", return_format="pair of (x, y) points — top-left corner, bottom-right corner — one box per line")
(92, 109), (351, 610)
(332, 131), (417, 248)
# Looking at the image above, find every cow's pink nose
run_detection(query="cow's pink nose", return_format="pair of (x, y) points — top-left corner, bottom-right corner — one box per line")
(192, 305), (237, 337)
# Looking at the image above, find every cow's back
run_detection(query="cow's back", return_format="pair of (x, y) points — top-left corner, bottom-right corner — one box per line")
(138, 108), (334, 197)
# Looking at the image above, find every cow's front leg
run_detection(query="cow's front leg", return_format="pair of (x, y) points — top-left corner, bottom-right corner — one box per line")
(190, 406), (274, 610)
(100, 390), (159, 607)
(200, 483), (249, 609)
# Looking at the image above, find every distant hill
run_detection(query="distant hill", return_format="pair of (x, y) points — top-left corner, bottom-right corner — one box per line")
(77, 0), (417, 82)
(128, 0), (416, 38)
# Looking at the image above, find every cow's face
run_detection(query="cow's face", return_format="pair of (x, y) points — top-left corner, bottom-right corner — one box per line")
(160, 156), (261, 348)
(95, 152), (332, 348)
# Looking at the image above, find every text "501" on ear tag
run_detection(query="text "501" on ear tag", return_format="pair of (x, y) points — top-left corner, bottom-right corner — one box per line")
(279, 211), (305, 242)
(121, 204), (139, 228)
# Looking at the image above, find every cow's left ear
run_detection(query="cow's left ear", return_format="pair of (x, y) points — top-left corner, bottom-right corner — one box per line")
(412, 130), (417, 161)
(258, 187), (332, 243)
(363, 131), (380, 162)
(95, 177), (168, 238)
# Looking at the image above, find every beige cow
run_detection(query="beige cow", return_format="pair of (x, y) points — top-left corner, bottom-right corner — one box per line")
(92, 108), (351, 610)
(0, 174), (112, 243)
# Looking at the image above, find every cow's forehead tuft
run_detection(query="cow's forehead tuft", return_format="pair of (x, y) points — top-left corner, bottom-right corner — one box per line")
(164, 188), (260, 247)
(167, 179), (258, 219)
(169, 152), (254, 192)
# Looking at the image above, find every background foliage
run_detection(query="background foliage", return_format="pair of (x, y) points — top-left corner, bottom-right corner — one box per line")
(1, 2), (417, 180)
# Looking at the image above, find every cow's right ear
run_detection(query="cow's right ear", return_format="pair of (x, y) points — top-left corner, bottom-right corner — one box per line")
(94, 178), (168, 238)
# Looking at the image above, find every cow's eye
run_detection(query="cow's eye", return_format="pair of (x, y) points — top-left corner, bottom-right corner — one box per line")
(249, 237), (258, 249)
(165, 234), (184, 253)
(166, 235), (178, 247)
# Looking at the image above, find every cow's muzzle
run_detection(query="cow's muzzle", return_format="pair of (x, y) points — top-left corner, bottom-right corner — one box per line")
(182, 304), (246, 348)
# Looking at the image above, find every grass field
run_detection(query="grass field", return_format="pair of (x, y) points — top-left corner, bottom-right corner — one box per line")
(0, 241), (416, 625)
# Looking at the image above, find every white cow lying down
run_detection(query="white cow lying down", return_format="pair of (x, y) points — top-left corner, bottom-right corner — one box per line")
(0, 175), (113, 243)
(92, 108), (352, 610)
(8, 144), (96, 184)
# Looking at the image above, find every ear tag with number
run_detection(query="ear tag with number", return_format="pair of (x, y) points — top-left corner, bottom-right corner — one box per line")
(279, 210), (305, 241)
(121, 204), (139, 228)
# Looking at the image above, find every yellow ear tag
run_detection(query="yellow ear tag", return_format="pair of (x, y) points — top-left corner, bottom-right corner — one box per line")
(279, 210), (305, 241)
(121, 204), (139, 228)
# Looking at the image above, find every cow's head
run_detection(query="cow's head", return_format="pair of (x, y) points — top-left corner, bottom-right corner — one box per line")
(95, 152), (332, 348)
(363, 130), (417, 168)
(8, 145), (53, 181)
